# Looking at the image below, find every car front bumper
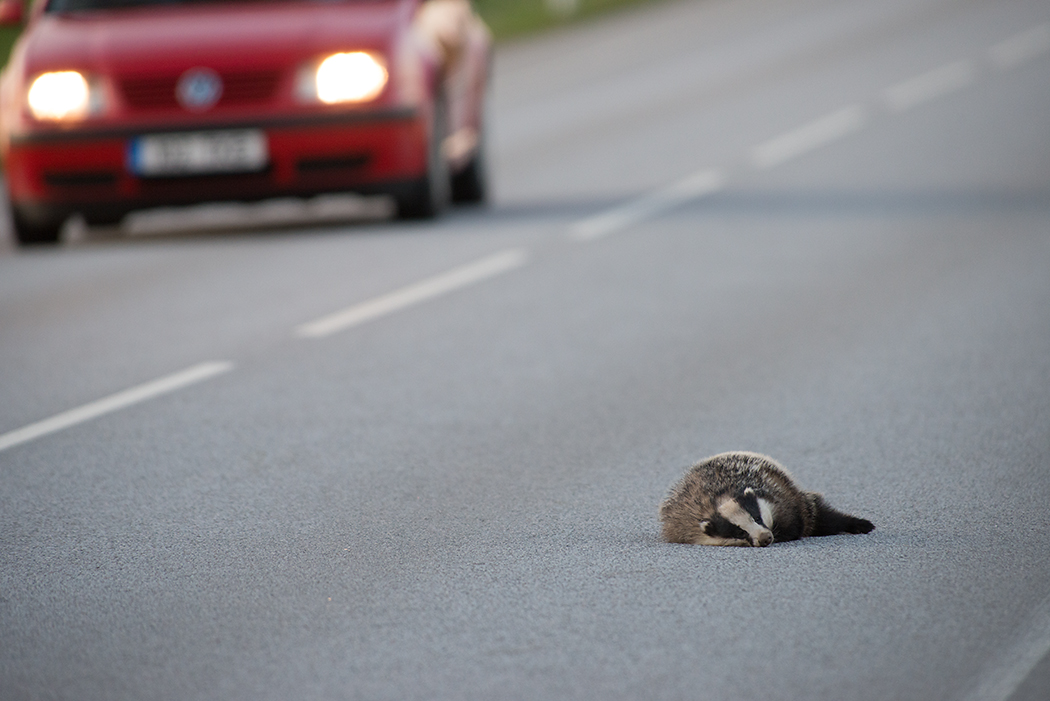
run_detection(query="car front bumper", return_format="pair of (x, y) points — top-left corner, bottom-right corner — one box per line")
(5, 107), (428, 225)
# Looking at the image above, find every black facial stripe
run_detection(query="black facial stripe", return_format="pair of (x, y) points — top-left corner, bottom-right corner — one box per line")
(738, 491), (764, 526)
(710, 517), (750, 542)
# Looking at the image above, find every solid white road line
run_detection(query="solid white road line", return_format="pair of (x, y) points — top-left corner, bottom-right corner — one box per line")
(0, 361), (234, 454)
(569, 168), (724, 241)
(295, 248), (530, 338)
(883, 60), (975, 112)
(989, 23), (1050, 69)
(751, 104), (868, 170)
(962, 592), (1050, 701)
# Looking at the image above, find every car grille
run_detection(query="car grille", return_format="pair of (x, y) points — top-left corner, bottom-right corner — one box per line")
(119, 70), (281, 110)
(44, 171), (119, 188)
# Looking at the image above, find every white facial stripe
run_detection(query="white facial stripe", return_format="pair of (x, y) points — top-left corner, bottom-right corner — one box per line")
(717, 497), (755, 532)
(758, 498), (774, 529)
(717, 497), (772, 544)
(717, 497), (773, 545)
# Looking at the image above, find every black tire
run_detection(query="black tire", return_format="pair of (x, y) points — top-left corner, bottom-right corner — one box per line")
(396, 96), (450, 220)
(11, 207), (63, 246)
(450, 126), (488, 204)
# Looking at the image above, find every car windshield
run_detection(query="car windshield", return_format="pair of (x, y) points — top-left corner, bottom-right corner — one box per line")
(46, 0), (367, 12)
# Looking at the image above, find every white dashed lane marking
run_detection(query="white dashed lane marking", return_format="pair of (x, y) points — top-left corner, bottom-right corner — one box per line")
(0, 250), (531, 451)
(989, 23), (1050, 69)
(567, 20), (1048, 241)
(0, 361), (234, 454)
(883, 60), (975, 112)
(568, 169), (724, 241)
(294, 248), (530, 339)
(751, 104), (869, 170)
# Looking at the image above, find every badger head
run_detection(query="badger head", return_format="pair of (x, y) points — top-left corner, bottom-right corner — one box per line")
(698, 489), (774, 547)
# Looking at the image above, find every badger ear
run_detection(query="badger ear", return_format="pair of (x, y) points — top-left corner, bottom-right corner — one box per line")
(698, 520), (711, 535)
(743, 487), (756, 497)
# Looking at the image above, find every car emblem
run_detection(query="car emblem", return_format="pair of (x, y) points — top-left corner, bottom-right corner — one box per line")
(176, 68), (223, 111)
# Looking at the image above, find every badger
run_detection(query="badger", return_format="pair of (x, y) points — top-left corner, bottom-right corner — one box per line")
(659, 451), (874, 547)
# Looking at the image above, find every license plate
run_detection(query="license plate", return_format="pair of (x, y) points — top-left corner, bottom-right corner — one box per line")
(128, 129), (268, 177)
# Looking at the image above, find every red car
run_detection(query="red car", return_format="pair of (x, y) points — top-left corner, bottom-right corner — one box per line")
(0, 0), (491, 245)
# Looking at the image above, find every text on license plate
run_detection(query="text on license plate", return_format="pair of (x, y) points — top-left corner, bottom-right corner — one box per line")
(128, 130), (268, 177)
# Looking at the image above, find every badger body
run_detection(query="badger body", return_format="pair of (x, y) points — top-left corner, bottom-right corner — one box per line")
(659, 451), (874, 547)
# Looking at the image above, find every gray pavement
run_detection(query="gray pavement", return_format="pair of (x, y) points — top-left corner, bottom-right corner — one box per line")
(2, 0), (1049, 699)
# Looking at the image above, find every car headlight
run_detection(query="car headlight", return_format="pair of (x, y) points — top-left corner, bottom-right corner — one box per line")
(312, 52), (388, 104)
(27, 71), (92, 121)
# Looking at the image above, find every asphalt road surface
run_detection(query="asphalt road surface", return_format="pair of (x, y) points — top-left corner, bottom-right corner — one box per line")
(2, 0), (1050, 699)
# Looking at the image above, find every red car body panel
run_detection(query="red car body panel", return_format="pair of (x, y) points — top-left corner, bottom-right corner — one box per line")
(0, 0), (490, 235)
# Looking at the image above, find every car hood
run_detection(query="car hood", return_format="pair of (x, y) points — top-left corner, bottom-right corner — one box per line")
(19, 0), (411, 77)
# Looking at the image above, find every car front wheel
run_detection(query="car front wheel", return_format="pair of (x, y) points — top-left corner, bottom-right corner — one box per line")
(396, 97), (451, 220)
(11, 207), (63, 246)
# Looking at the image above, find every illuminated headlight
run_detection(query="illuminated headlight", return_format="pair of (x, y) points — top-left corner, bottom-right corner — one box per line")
(27, 71), (93, 121)
(313, 52), (388, 104)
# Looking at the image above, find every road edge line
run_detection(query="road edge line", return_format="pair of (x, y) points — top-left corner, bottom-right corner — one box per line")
(962, 591), (1050, 701)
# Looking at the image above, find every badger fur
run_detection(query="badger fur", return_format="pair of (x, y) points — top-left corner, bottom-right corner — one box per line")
(659, 451), (874, 547)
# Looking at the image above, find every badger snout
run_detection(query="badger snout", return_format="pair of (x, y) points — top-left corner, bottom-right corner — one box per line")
(752, 531), (773, 547)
